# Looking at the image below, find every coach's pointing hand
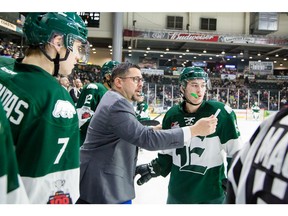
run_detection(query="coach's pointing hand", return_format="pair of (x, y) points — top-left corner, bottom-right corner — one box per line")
(189, 115), (218, 137)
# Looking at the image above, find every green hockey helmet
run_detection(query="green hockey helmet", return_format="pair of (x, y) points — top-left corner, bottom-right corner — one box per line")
(179, 67), (212, 89)
(179, 67), (208, 83)
(23, 12), (89, 63)
(101, 60), (120, 77)
(23, 12), (88, 48)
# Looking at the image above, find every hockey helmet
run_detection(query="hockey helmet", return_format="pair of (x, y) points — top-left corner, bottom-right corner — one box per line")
(23, 12), (89, 63)
(101, 60), (120, 78)
(179, 67), (211, 89)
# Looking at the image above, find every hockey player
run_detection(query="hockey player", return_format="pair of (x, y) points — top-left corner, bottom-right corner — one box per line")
(0, 12), (89, 203)
(76, 60), (120, 145)
(135, 94), (151, 122)
(135, 67), (243, 204)
(0, 101), (29, 203)
(251, 102), (260, 120)
(226, 107), (288, 203)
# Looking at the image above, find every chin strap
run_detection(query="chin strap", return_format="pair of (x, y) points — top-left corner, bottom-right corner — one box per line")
(52, 53), (60, 77)
(39, 45), (70, 76)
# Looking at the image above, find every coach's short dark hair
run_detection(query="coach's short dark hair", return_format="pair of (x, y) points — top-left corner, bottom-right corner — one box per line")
(111, 62), (140, 82)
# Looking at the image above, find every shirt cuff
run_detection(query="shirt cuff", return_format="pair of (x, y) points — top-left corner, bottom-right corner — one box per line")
(182, 126), (192, 146)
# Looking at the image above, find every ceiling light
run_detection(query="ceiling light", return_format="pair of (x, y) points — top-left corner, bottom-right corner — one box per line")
(108, 45), (112, 48)
(166, 48), (169, 51)
(266, 57), (269, 60)
(128, 46), (132, 49)
(275, 54), (279, 57)
(284, 58), (287, 61)
(147, 47), (150, 50)
(257, 53), (261, 56)
(203, 50), (207, 53)
(258, 60), (261, 62)
(249, 56), (253, 59)
(221, 51), (225, 55)
(280, 63), (283, 66)
(186, 49), (189, 52)
(240, 51), (243, 55)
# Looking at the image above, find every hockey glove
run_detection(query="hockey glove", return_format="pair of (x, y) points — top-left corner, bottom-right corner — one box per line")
(135, 159), (161, 186)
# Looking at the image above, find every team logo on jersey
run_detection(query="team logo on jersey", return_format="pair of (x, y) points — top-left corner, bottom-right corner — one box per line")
(171, 121), (180, 128)
(82, 111), (91, 119)
(86, 83), (98, 89)
(47, 179), (72, 204)
(184, 117), (195, 125)
(52, 100), (76, 119)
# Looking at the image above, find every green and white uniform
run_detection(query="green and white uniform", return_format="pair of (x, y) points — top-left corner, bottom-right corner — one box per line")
(0, 100), (29, 203)
(252, 104), (260, 120)
(0, 57), (80, 204)
(158, 100), (243, 204)
(76, 83), (108, 145)
(135, 101), (150, 121)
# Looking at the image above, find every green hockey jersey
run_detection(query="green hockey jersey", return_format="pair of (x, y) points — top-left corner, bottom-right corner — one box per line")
(0, 57), (80, 204)
(0, 100), (29, 203)
(76, 82), (108, 145)
(135, 101), (150, 121)
(159, 100), (243, 204)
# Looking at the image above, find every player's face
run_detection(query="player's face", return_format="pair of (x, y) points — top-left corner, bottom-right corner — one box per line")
(59, 40), (82, 76)
(184, 79), (207, 103)
(119, 67), (144, 102)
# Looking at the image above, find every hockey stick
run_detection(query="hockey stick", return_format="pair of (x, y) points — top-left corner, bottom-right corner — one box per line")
(153, 113), (164, 120)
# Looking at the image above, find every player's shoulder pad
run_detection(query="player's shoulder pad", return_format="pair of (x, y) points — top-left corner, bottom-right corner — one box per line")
(206, 100), (233, 114)
(86, 83), (98, 90)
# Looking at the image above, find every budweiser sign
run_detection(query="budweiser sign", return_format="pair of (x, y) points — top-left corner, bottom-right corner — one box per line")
(168, 33), (219, 42)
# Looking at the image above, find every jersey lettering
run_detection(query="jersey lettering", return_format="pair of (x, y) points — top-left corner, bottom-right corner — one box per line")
(54, 138), (69, 164)
(0, 84), (29, 125)
(176, 146), (208, 175)
(84, 94), (92, 106)
(254, 126), (288, 177)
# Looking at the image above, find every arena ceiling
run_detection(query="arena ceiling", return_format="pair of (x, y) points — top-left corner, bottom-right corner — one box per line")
(89, 36), (288, 64)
